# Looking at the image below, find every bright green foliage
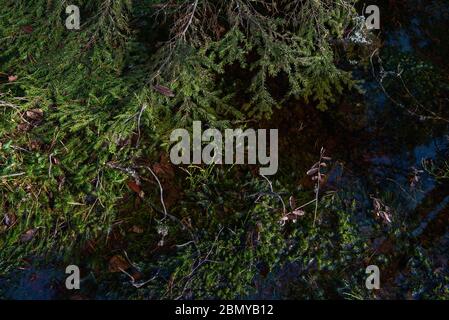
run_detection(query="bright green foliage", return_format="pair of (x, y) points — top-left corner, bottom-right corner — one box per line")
(0, 0), (361, 274)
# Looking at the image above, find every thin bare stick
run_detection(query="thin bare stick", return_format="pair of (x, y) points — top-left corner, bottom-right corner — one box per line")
(260, 174), (286, 213)
(180, 0), (199, 40)
(136, 103), (148, 148)
(143, 165), (168, 221)
(313, 148), (324, 226)
(1, 172), (26, 179)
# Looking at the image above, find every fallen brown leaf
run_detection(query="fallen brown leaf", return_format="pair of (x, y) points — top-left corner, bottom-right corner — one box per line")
(25, 108), (43, 121)
(130, 225), (144, 234)
(29, 140), (41, 151)
(153, 84), (175, 97)
(108, 255), (131, 273)
(21, 25), (33, 33)
(20, 228), (37, 242)
(17, 123), (31, 132)
(289, 196), (296, 209)
(127, 180), (145, 198)
(4, 213), (17, 227)
(306, 167), (319, 176)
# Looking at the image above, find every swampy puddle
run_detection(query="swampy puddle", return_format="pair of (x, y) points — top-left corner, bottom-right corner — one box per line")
(252, 1), (449, 299)
(1, 0), (448, 299)
(0, 264), (65, 300)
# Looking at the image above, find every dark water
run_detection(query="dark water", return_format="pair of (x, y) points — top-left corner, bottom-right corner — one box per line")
(0, 264), (65, 299)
